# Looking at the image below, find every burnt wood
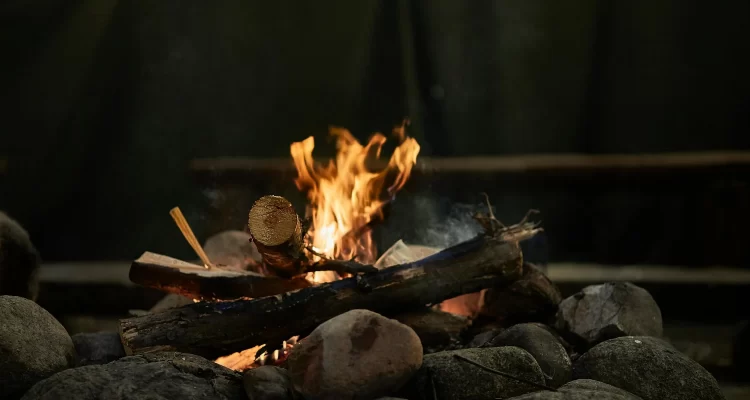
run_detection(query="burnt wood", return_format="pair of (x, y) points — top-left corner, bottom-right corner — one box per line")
(129, 252), (311, 301)
(120, 231), (530, 359)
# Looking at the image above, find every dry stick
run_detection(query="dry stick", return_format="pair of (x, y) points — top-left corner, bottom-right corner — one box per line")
(452, 354), (557, 393)
(169, 207), (214, 270)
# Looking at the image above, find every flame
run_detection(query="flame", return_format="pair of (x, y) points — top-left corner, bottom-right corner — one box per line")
(291, 123), (420, 282)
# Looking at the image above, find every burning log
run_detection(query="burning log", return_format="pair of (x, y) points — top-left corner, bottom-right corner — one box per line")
(129, 252), (311, 300)
(247, 195), (308, 278)
(119, 222), (540, 359)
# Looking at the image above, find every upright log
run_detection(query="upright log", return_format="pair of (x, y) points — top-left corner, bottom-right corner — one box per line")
(119, 224), (538, 359)
(247, 195), (307, 277)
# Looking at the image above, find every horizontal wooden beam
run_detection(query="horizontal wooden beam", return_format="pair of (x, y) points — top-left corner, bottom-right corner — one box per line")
(190, 151), (750, 174)
(38, 261), (750, 286)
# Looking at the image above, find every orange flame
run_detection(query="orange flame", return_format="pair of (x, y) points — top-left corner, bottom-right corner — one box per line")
(290, 123), (420, 282)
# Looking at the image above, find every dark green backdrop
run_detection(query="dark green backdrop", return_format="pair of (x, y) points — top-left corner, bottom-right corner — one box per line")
(1, 1), (748, 263)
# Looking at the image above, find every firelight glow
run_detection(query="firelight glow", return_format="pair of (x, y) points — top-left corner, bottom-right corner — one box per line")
(290, 123), (420, 283)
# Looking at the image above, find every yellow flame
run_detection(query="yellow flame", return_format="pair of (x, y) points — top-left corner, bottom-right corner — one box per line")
(290, 123), (420, 283)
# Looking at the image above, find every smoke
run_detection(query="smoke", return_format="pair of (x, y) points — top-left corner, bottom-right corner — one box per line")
(202, 189), (225, 209)
(406, 196), (483, 250)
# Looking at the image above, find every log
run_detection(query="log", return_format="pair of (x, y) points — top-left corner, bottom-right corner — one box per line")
(120, 224), (538, 359)
(129, 252), (311, 301)
(247, 195), (307, 277)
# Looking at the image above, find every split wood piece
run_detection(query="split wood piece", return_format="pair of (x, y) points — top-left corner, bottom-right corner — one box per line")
(129, 252), (311, 301)
(119, 223), (539, 359)
(247, 195), (307, 277)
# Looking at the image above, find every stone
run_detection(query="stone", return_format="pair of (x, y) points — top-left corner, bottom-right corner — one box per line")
(402, 347), (546, 400)
(21, 352), (245, 400)
(505, 379), (643, 399)
(287, 309), (422, 400)
(243, 366), (298, 400)
(149, 293), (194, 313)
(392, 308), (469, 352)
(556, 282), (662, 347)
(71, 331), (126, 366)
(0, 212), (41, 300)
(480, 263), (562, 325)
(204, 230), (262, 272)
(485, 323), (572, 388)
(0, 295), (76, 399)
(561, 379), (642, 398)
(468, 328), (504, 347)
(573, 336), (724, 400)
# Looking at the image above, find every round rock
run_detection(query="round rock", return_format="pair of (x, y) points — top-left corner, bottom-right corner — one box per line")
(0, 212), (41, 300)
(486, 323), (572, 388)
(556, 282), (662, 347)
(505, 379), (642, 399)
(204, 230), (262, 272)
(0, 295), (76, 399)
(21, 352), (245, 400)
(573, 336), (723, 400)
(403, 347), (546, 400)
(287, 309), (423, 400)
(243, 366), (298, 400)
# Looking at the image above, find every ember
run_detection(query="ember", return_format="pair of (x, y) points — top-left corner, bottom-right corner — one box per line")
(291, 123), (420, 282)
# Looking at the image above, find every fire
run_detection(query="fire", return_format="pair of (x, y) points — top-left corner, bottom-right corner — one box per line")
(290, 123), (420, 282)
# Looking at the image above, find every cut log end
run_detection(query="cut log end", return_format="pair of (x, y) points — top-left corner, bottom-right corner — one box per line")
(248, 195), (300, 247)
(247, 195), (306, 277)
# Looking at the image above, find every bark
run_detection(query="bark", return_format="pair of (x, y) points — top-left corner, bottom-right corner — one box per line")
(120, 224), (538, 359)
(247, 195), (307, 277)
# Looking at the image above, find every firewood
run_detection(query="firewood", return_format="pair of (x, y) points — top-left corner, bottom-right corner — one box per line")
(119, 221), (540, 359)
(129, 252), (311, 301)
(247, 195), (307, 277)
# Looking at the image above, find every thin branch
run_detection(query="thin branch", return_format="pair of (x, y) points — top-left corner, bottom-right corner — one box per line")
(169, 207), (213, 269)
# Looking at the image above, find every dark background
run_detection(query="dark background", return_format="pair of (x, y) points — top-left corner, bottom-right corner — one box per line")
(1, 0), (749, 265)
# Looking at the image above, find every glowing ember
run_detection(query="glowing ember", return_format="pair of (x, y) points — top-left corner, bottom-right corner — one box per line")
(291, 123), (420, 283)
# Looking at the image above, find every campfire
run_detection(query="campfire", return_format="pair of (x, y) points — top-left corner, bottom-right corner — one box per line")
(217, 125), (421, 369)
(3, 126), (719, 400)
(123, 124), (539, 364)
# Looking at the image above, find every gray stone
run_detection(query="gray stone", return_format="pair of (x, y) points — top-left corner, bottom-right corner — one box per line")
(243, 366), (298, 400)
(288, 309), (423, 400)
(468, 328), (504, 347)
(573, 336), (724, 400)
(403, 347), (546, 400)
(204, 230), (262, 272)
(71, 331), (126, 366)
(392, 308), (469, 352)
(149, 293), (194, 313)
(506, 379), (643, 399)
(21, 352), (245, 400)
(0, 295), (75, 399)
(561, 379), (642, 398)
(556, 282), (662, 346)
(486, 323), (572, 388)
(0, 212), (40, 300)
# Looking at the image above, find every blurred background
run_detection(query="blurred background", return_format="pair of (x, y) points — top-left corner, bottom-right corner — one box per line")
(1, 0), (749, 391)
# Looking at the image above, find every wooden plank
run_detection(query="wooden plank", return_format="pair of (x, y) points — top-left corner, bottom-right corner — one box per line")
(190, 151), (750, 174)
(38, 261), (750, 286)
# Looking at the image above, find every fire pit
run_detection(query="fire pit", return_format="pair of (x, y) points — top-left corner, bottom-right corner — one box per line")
(0, 126), (729, 399)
